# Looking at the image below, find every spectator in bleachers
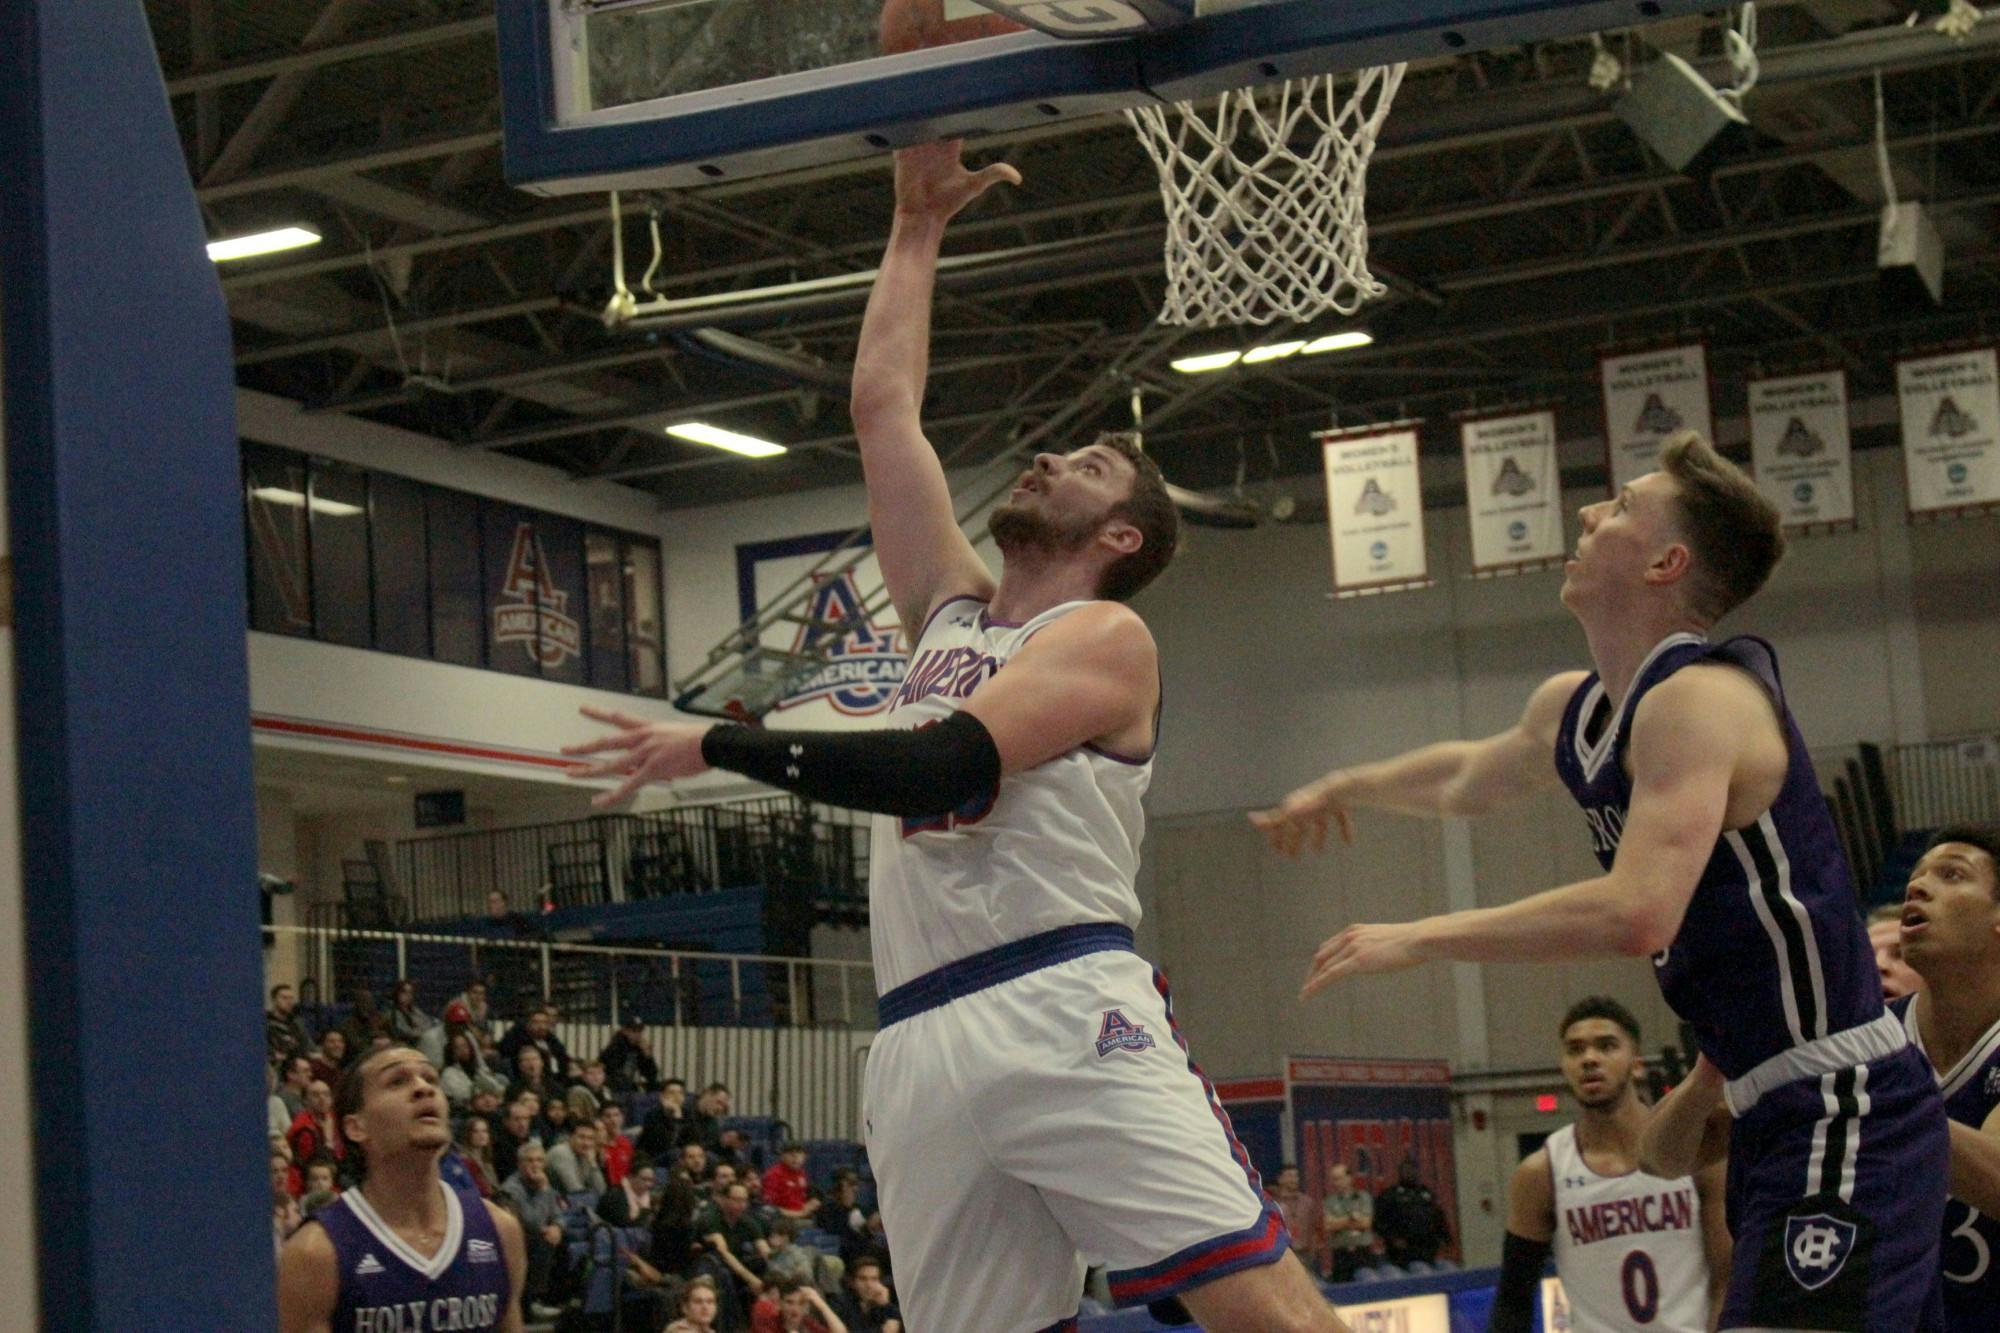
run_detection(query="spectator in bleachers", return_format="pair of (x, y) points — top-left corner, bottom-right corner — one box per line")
(710, 1164), (738, 1204)
(302, 1156), (340, 1200)
(575, 1058), (613, 1112)
(277, 1054), (314, 1118)
(494, 1096), (539, 1183)
(601, 1159), (658, 1227)
(639, 1078), (691, 1159)
(267, 1063), (292, 1140)
(548, 1120), (608, 1199)
(499, 1138), (569, 1321)
(566, 1083), (602, 1128)
(761, 1217), (815, 1290)
(266, 983), (309, 1064)
(601, 1016), (660, 1096)
(271, 1134), (302, 1198)
(451, 978), (492, 1030)
(336, 988), (386, 1055)
(469, 1085), (503, 1125)
(1270, 1165), (1319, 1270)
(827, 1257), (901, 1333)
(498, 1006), (571, 1085)
(752, 1275), (848, 1333)
(1321, 1161), (1375, 1282)
(601, 1103), (635, 1187)
(665, 1274), (721, 1333)
(439, 1030), (506, 1111)
(506, 1044), (560, 1109)
(539, 1091), (574, 1147)
(271, 1151), (304, 1257)
(812, 1171), (871, 1271)
(384, 978), (433, 1045)
(309, 1029), (350, 1086)
(696, 1181), (770, 1314)
(715, 1128), (752, 1178)
(760, 1144), (814, 1222)
(679, 1141), (714, 1185)
(1374, 1157), (1448, 1268)
(651, 1169), (705, 1280)
(458, 1115), (499, 1199)
(287, 1079), (342, 1165)
(685, 1082), (731, 1154)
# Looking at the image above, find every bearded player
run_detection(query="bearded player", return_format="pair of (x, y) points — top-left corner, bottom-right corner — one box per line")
(1891, 826), (2000, 1330)
(278, 1045), (525, 1332)
(563, 137), (1342, 1333)
(1257, 433), (1947, 1331)
(1489, 997), (1728, 1333)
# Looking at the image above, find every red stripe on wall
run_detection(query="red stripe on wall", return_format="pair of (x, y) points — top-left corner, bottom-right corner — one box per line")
(1214, 1078), (1285, 1102)
(251, 715), (575, 771)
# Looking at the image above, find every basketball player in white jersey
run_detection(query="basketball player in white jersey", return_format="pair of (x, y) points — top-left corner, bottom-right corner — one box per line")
(563, 140), (1342, 1333)
(1489, 997), (1728, 1333)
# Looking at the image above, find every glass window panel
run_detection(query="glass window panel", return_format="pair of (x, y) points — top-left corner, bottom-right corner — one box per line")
(243, 444), (313, 637)
(624, 540), (664, 696)
(309, 460), (371, 648)
(482, 503), (546, 678)
(426, 488), (484, 668)
(585, 530), (629, 693)
(535, 515), (587, 686)
(369, 472), (430, 658)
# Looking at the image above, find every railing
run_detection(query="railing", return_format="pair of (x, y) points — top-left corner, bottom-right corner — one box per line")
(1889, 735), (2000, 830)
(1816, 735), (1999, 900)
(266, 924), (877, 1138)
(382, 796), (870, 924)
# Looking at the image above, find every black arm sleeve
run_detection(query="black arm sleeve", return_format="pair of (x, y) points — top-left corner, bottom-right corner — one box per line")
(1489, 1231), (1553, 1333)
(700, 710), (1002, 819)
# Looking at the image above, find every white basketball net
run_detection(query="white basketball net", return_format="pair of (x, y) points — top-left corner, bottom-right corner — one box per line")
(1126, 63), (1407, 328)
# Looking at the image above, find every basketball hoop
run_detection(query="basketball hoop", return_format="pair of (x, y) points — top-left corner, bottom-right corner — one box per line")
(1126, 63), (1407, 328)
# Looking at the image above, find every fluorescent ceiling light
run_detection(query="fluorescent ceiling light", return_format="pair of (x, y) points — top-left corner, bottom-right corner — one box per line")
(666, 422), (787, 458)
(250, 486), (364, 518)
(206, 226), (322, 263)
(1302, 331), (1374, 355)
(1170, 350), (1243, 374)
(1242, 340), (1308, 365)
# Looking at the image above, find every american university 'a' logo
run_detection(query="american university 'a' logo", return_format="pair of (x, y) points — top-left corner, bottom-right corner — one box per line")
(1778, 416), (1826, 457)
(1932, 396), (1979, 438)
(1354, 478), (1397, 516)
(774, 573), (908, 717)
(1784, 1213), (1858, 1290)
(1635, 393), (1684, 436)
(492, 523), (582, 668)
(1095, 1009), (1155, 1058)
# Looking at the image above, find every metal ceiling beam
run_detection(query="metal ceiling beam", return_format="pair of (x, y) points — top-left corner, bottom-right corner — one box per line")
(165, 12), (496, 96)
(196, 130), (503, 204)
(200, 0), (372, 187)
(233, 295), (561, 366)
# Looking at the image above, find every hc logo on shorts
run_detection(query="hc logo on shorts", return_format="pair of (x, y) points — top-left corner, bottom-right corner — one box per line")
(1784, 1213), (1858, 1290)
(1095, 1009), (1155, 1058)
(1985, 1066), (2000, 1097)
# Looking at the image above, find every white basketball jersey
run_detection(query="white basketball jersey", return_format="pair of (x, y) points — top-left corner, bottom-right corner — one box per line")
(1546, 1124), (1709, 1333)
(867, 595), (1151, 991)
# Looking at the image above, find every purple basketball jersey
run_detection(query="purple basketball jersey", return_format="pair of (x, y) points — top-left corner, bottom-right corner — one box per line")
(1553, 633), (1882, 1078)
(1894, 993), (2000, 1332)
(312, 1179), (511, 1332)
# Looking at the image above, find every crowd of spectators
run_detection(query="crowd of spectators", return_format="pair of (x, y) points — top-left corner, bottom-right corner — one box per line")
(262, 966), (901, 1333)
(1266, 1156), (1453, 1282)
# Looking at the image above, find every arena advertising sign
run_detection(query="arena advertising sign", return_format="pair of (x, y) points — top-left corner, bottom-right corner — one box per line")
(1288, 1056), (1459, 1264)
(1329, 1291), (1451, 1333)
(1896, 347), (2000, 516)
(1599, 343), (1714, 492)
(1460, 409), (1563, 572)
(1747, 370), (1854, 528)
(1319, 426), (1429, 594)
(735, 529), (908, 725)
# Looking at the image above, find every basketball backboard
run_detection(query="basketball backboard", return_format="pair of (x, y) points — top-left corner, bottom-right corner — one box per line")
(498, 0), (1719, 195)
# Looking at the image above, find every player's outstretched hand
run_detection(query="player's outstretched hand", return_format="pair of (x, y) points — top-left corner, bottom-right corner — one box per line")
(1300, 921), (1420, 998)
(1250, 775), (1355, 858)
(562, 705), (712, 808)
(894, 139), (1021, 222)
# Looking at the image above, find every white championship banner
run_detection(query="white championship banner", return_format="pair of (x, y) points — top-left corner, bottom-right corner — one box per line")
(1897, 347), (2000, 516)
(1460, 409), (1564, 572)
(1320, 426), (1429, 594)
(1748, 370), (1854, 528)
(1600, 343), (1714, 491)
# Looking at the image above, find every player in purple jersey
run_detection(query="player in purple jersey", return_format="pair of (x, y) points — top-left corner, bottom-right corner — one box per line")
(1890, 826), (2000, 1330)
(1256, 432), (1948, 1331)
(279, 1046), (525, 1333)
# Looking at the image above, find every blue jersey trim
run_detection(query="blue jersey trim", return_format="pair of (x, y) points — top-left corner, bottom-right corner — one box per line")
(877, 922), (1135, 1027)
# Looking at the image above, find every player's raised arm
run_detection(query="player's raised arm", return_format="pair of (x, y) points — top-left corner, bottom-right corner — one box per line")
(275, 1223), (338, 1333)
(850, 141), (1019, 631)
(1694, 1159), (1732, 1330)
(1254, 670), (1586, 857)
